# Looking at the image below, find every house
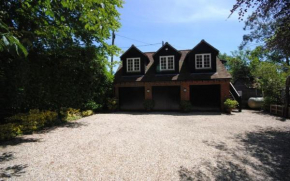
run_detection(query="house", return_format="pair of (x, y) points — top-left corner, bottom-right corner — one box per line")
(233, 78), (262, 108)
(114, 40), (240, 111)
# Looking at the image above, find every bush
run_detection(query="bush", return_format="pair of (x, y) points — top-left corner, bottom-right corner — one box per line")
(224, 99), (239, 109)
(60, 108), (82, 121)
(107, 98), (118, 111)
(82, 101), (102, 111)
(143, 99), (155, 111)
(180, 101), (193, 112)
(7, 109), (58, 133)
(81, 110), (94, 117)
(0, 123), (22, 141)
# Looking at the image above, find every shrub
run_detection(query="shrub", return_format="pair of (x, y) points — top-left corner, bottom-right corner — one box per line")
(180, 101), (193, 112)
(224, 99), (239, 109)
(143, 100), (155, 111)
(60, 108), (82, 121)
(82, 101), (102, 111)
(0, 123), (22, 141)
(107, 98), (118, 111)
(7, 109), (58, 133)
(81, 110), (94, 117)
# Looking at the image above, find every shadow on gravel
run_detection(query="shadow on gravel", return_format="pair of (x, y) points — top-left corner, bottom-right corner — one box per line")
(110, 112), (222, 116)
(0, 152), (27, 179)
(179, 128), (290, 181)
(0, 138), (40, 148)
(37, 121), (88, 134)
(251, 110), (289, 121)
(0, 164), (28, 179)
(0, 152), (14, 163)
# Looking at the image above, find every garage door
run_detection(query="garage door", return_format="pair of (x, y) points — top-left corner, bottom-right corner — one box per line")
(152, 86), (180, 111)
(119, 87), (145, 110)
(190, 85), (221, 111)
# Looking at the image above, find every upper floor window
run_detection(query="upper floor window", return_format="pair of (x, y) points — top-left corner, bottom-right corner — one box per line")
(195, 53), (211, 69)
(160, 56), (175, 71)
(127, 58), (140, 72)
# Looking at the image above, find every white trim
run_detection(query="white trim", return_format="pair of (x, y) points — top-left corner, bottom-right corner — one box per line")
(195, 53), (211, 69)
(159, 55), (175, 71)
(126, 57), (141, 72)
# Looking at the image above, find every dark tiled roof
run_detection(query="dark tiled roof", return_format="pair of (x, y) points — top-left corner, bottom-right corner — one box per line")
(114, 50), (231, 83)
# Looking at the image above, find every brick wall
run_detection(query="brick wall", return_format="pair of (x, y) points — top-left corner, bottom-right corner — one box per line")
(115, 80), (230, 111)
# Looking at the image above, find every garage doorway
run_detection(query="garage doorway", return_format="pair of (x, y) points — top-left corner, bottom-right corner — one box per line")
(119, 87), (145, 110)
(190, 85), (221, 111)
(152, 86), (180, 111)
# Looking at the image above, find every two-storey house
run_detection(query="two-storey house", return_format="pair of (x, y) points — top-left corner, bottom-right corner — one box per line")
(114, 40), (235, 111)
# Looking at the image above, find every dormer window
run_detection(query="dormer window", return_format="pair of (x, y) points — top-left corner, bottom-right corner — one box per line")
(160, 56), (175, 71)
(195, 53), (211, 69)
(127, 58), (140, 72)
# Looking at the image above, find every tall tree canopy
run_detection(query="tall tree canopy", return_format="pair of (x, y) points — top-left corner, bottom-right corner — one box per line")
(0, 0), (123, 119)
(230, 0), (290, 65)
(0, 0), (122, 53)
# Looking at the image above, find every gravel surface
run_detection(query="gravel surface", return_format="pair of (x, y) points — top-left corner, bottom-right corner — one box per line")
(1, 110), (290, 181)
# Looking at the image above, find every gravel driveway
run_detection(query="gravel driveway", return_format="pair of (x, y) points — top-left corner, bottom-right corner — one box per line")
(1, 110), (290, 181)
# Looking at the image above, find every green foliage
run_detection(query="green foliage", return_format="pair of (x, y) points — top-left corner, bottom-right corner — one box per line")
(7, 109), (58, 134)
(180, 101), (193, 112)
(143, 100), (155, 111)
(107, 98), (118, 111)
(219, 50), (252, 82)
(0, 46), (114, 115)
(230, 0), (290, 65)
(0, 0), (123, 119)
(0, 0), (123, 52)
(252, 61), (289, 110)
(82, 101), (102, 111)
(0, 123), (22, 141)
(81, 110), (94, 117)
(224, 99), (239, 109)
(60, 108), (81, 121)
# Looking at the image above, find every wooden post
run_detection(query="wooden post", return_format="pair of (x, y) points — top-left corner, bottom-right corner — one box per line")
(284, 76), (290, 118)
(110, 31), (115, 75)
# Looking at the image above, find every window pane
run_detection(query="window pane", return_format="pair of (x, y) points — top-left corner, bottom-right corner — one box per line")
(127, 59), (133, 71)
(168, 57), (174, 69)
(134, 59), (140, 71)
(196, 55), (202, 68)
(161, 57), (167, 70)
(204, 55), (210, 68)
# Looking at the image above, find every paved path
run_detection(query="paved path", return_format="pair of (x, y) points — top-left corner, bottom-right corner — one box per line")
(1, 110), (290, 180)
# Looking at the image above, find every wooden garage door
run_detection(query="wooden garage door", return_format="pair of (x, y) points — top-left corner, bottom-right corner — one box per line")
(152, 86), (180, 111)
(119, 87), (145, 110)
(190, 85), (220, 111)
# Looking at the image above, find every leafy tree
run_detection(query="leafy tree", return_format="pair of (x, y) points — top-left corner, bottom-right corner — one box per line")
(230, 0), (290, 65)
(252, 61), (290, 109)
(0, 0), (123, 53)
(219, 50), (252, 82)
(0, 0), (123, 120)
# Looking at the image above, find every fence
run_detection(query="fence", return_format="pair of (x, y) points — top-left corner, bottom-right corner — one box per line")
(270, 105), (290, 118)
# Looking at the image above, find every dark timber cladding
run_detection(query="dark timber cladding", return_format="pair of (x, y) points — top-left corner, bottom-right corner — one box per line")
(190, 85), (221, 111)
(152, 86), (180, 110)
(119, 87), (145, 110)
(187, 40), (219, 73)
(120, 45), (148, 76)
(153, 43), (181, 74)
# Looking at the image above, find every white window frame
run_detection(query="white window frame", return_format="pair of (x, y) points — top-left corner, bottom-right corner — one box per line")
(195, 53), (211, 69)
(159, 55), (175, 71)
(126, 58), (141, 72)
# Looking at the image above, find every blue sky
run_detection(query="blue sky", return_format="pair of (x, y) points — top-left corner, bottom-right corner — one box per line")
(111, 0), (252, 71)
